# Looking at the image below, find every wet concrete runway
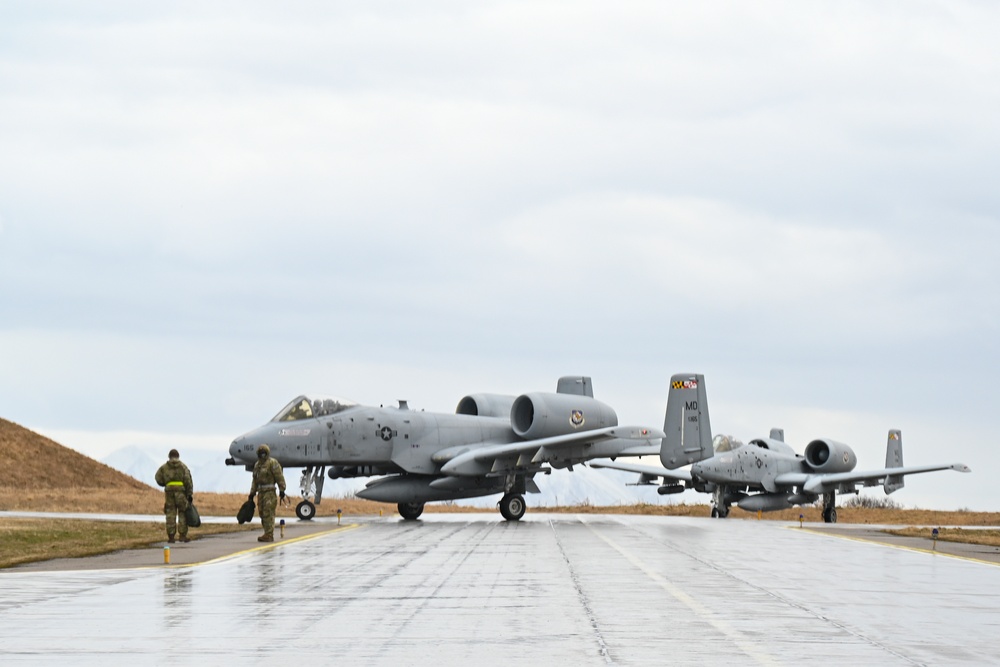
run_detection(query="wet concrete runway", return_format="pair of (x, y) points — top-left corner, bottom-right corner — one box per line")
(1, 513), (999, 665)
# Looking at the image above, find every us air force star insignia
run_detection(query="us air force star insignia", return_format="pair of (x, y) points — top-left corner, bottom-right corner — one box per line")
(379, 426), (393, 442)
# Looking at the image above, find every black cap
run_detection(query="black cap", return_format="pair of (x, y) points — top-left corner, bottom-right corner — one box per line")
(168, 449), (180, 459)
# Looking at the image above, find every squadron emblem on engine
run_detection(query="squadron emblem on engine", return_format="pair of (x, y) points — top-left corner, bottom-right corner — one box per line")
(570, 410), (585, 428)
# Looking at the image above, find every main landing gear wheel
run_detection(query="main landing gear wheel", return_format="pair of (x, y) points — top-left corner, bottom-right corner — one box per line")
(823, 507), (838, 523)
(398, 502), (424, 521)
(295, 500), (316, 521)
(498, 493), (526, 521)
(711, 506), (729, 518)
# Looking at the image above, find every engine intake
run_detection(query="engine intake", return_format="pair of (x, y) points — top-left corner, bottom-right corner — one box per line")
(803, 438), (857, 473)
(456, 393), (516, 418)
(510, 392), (617, 440)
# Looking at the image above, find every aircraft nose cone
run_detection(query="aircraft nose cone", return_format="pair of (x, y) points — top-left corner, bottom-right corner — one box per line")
(229, 434), (259, 464)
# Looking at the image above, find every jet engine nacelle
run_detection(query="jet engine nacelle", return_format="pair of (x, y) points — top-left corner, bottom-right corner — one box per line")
(455, 393), (517, 418)
(803, 439), (857, 473)
(510, 392), (617, 440)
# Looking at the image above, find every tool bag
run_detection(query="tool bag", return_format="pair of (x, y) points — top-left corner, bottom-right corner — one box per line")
(185, 502), (202, 528)
(237, 499), (256, 524)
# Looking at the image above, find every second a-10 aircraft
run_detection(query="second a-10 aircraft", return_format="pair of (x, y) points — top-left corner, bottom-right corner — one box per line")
(592, 373), (971, 522)
(226, 376), (663, 521)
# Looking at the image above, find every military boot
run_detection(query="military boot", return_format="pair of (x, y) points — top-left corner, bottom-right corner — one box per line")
(257, 534), (274, 542)
(168, 535), (176, 544)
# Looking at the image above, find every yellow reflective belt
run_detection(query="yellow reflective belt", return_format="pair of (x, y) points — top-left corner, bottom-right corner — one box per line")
(166, 481), (185, 487)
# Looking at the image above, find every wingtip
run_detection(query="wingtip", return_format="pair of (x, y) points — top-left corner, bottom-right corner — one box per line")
(952, 463), (972, 473)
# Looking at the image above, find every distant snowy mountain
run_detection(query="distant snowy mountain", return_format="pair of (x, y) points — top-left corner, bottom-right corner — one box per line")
(101, 445), (687, 507)
(103, 445), (265, 494)
(102, 445), (161, 488)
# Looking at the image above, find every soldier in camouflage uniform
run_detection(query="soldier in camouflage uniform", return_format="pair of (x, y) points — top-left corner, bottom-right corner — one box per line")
(155, 449), (193, 543)
(249, 444), (286, 542)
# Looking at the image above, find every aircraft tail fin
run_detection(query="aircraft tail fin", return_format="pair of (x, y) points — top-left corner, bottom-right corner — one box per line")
(557, 376), (594, 397)
(660, 373), (713, 469)
(884, 429), (905, 494)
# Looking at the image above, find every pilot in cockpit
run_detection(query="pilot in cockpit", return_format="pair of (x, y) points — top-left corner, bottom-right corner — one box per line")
(713, 434), (741, 453)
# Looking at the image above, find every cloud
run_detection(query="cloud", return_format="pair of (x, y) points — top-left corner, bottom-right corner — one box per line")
(1, 2), (997, 511)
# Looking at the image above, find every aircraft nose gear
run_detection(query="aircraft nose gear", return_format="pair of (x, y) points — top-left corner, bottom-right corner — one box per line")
(295, 500), (316, 520)
(498, 493), (526, 521)
(397, 502), (424, 520)
(297, 466), (326, 520)
(710, 486), (730, 518)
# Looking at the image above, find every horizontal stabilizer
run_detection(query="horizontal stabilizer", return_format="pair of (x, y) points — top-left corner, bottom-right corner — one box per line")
(589, 458), (693, 483)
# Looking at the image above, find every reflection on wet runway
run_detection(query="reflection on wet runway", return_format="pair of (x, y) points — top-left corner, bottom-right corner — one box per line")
(1, 514), (999, 665)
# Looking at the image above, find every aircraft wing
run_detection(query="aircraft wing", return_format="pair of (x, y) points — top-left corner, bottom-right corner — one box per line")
(589, 459), (693, 483)
(775, 462), (971, 494)
(616, 443), (661, 457)
(438, 426), (664, 476)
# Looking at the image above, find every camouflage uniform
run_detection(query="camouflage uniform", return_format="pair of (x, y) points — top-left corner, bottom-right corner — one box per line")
(250, 444), (286, 542)
(155, 452), (193, 543)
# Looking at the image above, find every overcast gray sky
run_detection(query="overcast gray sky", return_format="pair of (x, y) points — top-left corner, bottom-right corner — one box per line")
(2, 2), (997, 510)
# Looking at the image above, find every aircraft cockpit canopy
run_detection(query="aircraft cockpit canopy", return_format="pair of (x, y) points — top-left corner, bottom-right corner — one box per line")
(272, 395), (357, 422)
(713, 434), (744, 453)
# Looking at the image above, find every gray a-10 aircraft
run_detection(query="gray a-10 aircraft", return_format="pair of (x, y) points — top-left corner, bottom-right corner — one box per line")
(226, 376), (663, 521)
(592, 373), (970, 522)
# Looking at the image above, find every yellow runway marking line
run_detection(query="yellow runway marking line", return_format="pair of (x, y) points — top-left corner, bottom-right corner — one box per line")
(792, 526), (1000, 568)
(139, 523), (363, 570)
(581, 517), (781, 667)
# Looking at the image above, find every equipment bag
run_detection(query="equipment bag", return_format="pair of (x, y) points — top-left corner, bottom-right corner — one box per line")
(185, 502), (202, 528)
(237, 499), (256, 524)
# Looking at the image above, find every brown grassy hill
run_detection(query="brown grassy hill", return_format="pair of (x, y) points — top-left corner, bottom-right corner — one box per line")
(0, 418), (169, 514)
(0, 418), (403, 516)
(0, 418), (151, 491)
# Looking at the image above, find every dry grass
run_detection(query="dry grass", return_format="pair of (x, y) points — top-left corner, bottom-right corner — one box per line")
(0, 488), (397, 519)
(885, 527), (1000, 548)
(706, 505), (1000, 526)
(3, 489), (999, 526)
(0, 518), (253, 569)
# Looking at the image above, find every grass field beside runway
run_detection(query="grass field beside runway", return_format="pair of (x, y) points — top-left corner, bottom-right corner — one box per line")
(0, 518), (254, 569)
